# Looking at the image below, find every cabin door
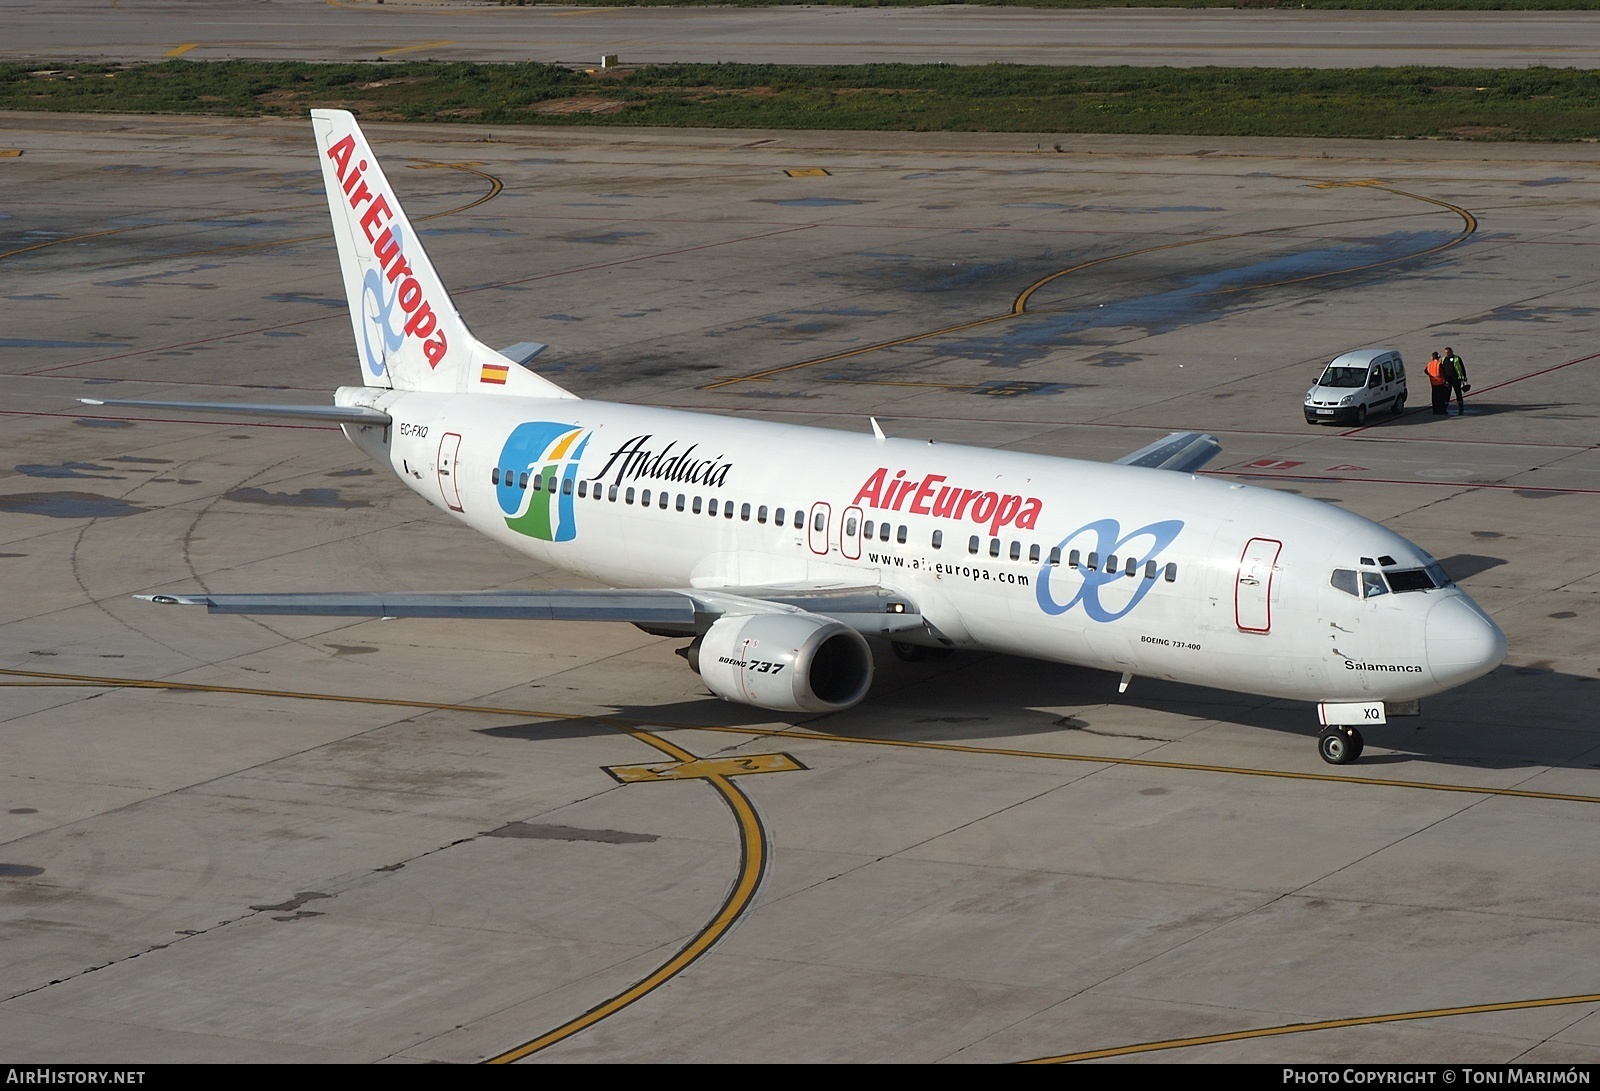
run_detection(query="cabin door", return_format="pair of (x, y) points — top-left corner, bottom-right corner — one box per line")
(1235, 537), (1281, 634)
(437, 432), (463, 512)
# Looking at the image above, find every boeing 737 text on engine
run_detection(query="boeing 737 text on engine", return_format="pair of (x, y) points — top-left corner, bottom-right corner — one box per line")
(89, 111), (1507, 765)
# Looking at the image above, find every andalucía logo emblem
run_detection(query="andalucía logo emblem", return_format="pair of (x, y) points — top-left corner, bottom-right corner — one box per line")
(496, 422), (590, 541)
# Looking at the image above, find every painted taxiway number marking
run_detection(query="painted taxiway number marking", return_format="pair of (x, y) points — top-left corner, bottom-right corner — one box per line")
(785, 168), (830, 177)
(604, 752), (806, 784)
(0, 150), (22, 158)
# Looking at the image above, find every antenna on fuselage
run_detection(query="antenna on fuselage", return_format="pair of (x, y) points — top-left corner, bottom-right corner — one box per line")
(870, 417), (886, 444)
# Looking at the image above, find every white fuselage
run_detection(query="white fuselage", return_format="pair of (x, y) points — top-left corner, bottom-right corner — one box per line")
(342, 387), (1504, 706)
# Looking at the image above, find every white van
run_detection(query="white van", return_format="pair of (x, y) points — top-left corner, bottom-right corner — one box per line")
(1304, 348), (1407, 425)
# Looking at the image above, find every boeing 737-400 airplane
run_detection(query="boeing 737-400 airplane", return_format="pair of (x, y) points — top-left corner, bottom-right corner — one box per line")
(87, 111), (1507, 765)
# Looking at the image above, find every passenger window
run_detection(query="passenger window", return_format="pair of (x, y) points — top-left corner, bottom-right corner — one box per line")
(1009, 541), (1021, 561)
(845, 516), (858, 537)
(968, 535), (980, 555)
(640, 489), (650, 507)
(608, 484), (618, 502)
(1361, 570), (1390, 598)
(989, 538), (1000, 558)
(1125, 557), (1137, 577)
(676, 494), (686, 512)
(1144, 560), (1157, 580)
(659, 491), (668, 509)
(1087, 552), (1099, 571)
(863, 520), (875, 539)
(1164, 562), (1177, 582)
(725, 503), (735, 519)
(813, 511), (825, 532)
(880, 523), (890, 542)
(1049, 547), (1062, 566)
(625, 487), (635, 505)
(577, 479), (587, 497)
(1068, 549), (1080, 568)
(897, 525), (907, 545)
(1106, 554), (1118, 574)
(692, 496), (703, 514)
(794, 510), (805, 529)
(519, 472), (529, 489)
(757, 505), (767, 524)
(932, 530), (943, 549)
(774, 506), (785, 526)
(1330, 569), (1360, 597)
(1030, 544), (1041, 563)
(740, 503), (751, 521)
(563, 477), (574, 496)
(708, 498), (718, 516)
(491, 468), (501, 485)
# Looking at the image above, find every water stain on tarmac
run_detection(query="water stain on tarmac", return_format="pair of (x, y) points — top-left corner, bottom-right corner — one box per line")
(222, 487), (368, 509)
(0, 492), (146, 518)
(486, 822), (658, 845)
(942, 230), (1459, 364)
(0, 865), (45, 878)
(14, 462), (125, 480)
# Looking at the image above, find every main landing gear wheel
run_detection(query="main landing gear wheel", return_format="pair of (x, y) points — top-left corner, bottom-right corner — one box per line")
(1318, 727), (1365, 765)
(890, 641), (953, 662)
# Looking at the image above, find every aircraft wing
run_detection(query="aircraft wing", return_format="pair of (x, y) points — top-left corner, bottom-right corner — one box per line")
(139, 585), (923, 637)
(1113, 431), (1222, 474)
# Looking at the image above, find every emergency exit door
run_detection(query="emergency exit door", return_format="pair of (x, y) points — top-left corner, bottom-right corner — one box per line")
(1235, 537), (1281, 634)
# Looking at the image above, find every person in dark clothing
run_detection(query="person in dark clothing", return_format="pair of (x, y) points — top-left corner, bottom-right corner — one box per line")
(1426, 351), (1450, 415)
(1443, 346), (1468, 415)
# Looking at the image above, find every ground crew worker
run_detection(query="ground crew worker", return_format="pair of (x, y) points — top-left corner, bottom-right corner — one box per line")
(1443, 346), (1468, 415)
(1426, 351), (1450, 415)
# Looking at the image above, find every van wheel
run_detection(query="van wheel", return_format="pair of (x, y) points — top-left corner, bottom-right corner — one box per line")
(1392, 393), (1405, 415)
(1354, 404), (1368, 425)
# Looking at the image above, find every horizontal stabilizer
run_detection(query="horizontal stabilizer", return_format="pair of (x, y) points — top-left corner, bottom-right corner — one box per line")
(498, 342), (549, 367)
(1114, 431), (1222, 474)
(79, 399), (391, 426)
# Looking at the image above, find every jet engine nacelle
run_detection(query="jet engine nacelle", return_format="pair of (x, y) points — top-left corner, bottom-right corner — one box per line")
(696, 612), (874, 713)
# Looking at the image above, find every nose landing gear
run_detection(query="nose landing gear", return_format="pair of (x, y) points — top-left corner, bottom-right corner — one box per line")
(1318, 726), (1365, 765)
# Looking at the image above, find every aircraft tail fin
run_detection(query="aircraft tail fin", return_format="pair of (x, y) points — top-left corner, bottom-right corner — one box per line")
(310, 109), (576, 400)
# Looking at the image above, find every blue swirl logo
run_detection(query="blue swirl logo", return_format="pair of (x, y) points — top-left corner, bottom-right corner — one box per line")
(1035, 518), (1185, 622)
(358, 226), (406, 378)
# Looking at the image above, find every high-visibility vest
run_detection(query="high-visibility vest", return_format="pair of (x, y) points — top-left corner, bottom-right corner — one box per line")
(1426, 359), (1447, 385)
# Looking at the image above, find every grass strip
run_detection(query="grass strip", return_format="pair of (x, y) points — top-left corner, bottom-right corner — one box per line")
(5, 61), (1600, 141)
(488, 0), (1600, 9)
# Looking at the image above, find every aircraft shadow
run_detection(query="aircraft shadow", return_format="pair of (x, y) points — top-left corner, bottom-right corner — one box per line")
(588, 645), (1600, 777)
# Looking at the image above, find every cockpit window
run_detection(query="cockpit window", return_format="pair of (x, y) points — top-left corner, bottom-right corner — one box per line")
(1387, 569), (1436, 593)
(1386, 565), (1453, 592)
(1360, 570), (1390, 598)
(1330, 569), (1360, 598)
(1318, 365), (1369, 389)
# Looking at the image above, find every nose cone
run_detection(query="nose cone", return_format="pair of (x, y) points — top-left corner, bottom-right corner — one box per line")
(1425, 594), (1507, 689)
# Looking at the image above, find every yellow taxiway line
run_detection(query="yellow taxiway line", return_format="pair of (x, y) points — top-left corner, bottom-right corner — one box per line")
(1023, 991), (1600, 1063)
(485, 728), (772, 1063)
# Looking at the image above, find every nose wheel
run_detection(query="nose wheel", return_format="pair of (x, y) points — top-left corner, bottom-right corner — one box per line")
(1318, 726), (1365, 765)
